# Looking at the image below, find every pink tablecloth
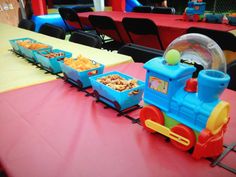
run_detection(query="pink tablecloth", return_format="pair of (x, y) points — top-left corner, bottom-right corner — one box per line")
(0, 63), (235, 177)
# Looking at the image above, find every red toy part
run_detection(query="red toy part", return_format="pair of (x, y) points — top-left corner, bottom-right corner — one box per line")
(192, 129), (225, 159)
(31, 0), (47, 16)
(140, 106), (164, 133)
(112, 0), (126, 11)
(170, 124), (196, 151)
(192, 117), (230, 159)
(185, 78), (198, 92)
(193, 14), (200, 22)
(183, 13), (188, 21)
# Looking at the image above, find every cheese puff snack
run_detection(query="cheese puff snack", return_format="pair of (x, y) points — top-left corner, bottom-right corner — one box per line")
(28, 43), (49, 50)
(17, 40), (49, 50)
(64, 55), (100, 72)
(17, 40), (32, 48)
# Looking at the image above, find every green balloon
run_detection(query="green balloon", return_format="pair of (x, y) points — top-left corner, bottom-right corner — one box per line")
(165, 49), (181, 65)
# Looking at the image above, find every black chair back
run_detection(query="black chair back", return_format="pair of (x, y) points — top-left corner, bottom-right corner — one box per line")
(118, 43), (164, 63)
(88, 15), (118, 31)
(69, 31), (102, 48)
(187, 27), (236, 51)
(58, 7), (84, 32)
(152, 7), (176, 14)
(39, 23), (66, 39)
(18, 19), (35, 31)
(132, 6), (153, 13)
(227, 61), (236, 91)
(122, 17), (163, 50)
(88, 15), (124, 50)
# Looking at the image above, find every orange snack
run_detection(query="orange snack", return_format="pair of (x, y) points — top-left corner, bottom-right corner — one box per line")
(17, 40), (32, 48)
(64, 55), (100, 72)
(17, 40), (49, 50)
(229, 13), (236, 17)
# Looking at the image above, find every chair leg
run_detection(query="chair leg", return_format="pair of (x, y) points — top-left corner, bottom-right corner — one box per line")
(62, 20), (72, 34)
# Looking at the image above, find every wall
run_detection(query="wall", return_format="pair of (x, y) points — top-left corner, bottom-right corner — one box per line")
(0, 0), (20, 26)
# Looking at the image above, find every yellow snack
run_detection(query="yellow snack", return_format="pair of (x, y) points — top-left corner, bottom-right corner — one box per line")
(17, 40), (48, 50)
(63, 55), (100, 72)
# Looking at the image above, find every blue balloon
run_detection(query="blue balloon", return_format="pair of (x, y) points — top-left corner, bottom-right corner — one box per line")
(32, 14), (68, 32)
(126, 0), (142, 12)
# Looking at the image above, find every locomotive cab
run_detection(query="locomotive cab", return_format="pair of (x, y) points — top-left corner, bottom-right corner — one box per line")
(143, 54), (195, 112)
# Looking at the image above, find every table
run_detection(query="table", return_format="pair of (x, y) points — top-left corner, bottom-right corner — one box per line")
(0, 63), (235, 177)
(78, 11), (236, 49)
(0, 23), (133, 93)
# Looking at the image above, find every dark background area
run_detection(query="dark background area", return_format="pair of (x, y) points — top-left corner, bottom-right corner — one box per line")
(139, 0), (236, 14)
(50, 0), (236, 14)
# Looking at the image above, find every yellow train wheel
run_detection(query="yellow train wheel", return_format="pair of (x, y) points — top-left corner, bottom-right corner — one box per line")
(207, 101), (230, 135)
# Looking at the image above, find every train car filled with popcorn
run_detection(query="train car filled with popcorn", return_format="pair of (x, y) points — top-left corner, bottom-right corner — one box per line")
(139, 33), (231, 159)
(90, 71), (145, 111)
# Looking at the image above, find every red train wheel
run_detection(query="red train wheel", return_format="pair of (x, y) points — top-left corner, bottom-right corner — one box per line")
(140, 106), (164, 133)
(193, 14), (200, 22)
(170, 124), (196, 151)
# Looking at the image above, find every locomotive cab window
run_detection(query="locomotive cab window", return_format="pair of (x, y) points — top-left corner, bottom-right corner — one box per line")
(148, 76), (168, 94)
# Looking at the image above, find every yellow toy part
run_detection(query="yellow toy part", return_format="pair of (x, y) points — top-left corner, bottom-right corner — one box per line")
(206, 101), (230, 135)
(145, 120), (190, 146)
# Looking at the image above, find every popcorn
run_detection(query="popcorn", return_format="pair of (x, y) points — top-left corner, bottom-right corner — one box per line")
(97, 74), (138, 92)
(42, 52), (64, 59)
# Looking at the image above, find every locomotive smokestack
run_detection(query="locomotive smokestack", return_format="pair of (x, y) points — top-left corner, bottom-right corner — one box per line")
(198, 70), (230, 102)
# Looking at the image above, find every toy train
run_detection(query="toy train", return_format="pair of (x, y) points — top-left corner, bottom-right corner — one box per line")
(139, 47), (230, 159)
(9, 34), (231, 160)
(183, 0), (206, 21)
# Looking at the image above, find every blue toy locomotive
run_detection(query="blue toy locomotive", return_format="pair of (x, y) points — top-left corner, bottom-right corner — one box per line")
(183, 0), (206, 21)
(139, 34), (230, 159)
